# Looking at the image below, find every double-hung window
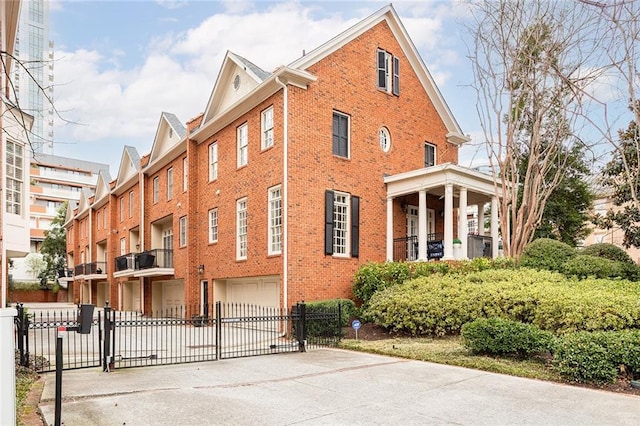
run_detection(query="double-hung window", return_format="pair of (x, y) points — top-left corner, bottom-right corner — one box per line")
(129, 190), (134, 217)
(119, 196), (124, 222)
(377, 48), (399, 96)
(236, 198), (248, 260)
(209, 143), (218, 181)
(237, 123), (248, 167)
(208, 208), (218, 244)
(424, 142), (436, 167)
(5, 141), (23, 215)
(179, 216), (187, 247)
(153, 177), (159, 204)
(261, 106), (274, 149)
(324, 190), (360, 258)
(268, 186), (282, 255)
(167, 167), (174, 200)
(332, 111), (349, 158)
(183, 157), (188, 192)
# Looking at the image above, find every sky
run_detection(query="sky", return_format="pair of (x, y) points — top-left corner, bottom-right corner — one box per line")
(47, 0), (488, 174)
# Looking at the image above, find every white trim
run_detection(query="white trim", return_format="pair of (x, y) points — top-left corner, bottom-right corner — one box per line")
(236, 198), (248, 260)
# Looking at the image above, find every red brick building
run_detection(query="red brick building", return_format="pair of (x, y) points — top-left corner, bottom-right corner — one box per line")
(64, 5), (503, 315)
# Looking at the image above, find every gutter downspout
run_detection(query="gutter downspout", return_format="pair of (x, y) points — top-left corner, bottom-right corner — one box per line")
(139, 169), (145, 312)
(275, 76), (288, 311)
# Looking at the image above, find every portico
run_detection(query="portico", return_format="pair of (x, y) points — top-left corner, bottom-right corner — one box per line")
(384, 163), (503, 261)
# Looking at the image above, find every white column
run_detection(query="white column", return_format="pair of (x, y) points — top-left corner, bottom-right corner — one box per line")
(0, 308), (17, 425)
(418, 190), (427, 260)
(443, 184), (454, 260)
(459, 187), (468, 260)
(386, 197), (394, 261)
(491, 196), (499, 258)
(477, 203), (485, 236)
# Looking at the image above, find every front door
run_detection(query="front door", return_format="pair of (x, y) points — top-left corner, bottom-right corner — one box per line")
(406, 206), (419, 260)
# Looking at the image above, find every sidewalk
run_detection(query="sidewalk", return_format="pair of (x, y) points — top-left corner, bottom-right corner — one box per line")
(39, 348), (640, 425)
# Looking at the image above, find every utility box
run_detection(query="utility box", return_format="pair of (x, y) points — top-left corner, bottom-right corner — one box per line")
(77, 304), (95, 334)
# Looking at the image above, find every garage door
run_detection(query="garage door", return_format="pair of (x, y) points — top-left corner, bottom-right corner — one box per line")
(226, 276), (279, 307)
(163, 280), (185, 313)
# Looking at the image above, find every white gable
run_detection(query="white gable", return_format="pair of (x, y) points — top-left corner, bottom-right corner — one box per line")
(148, 113), (185, 165)
(93, 171), (111, 203)
(115, 148), (139, 188)
(202, 52), (268, 124)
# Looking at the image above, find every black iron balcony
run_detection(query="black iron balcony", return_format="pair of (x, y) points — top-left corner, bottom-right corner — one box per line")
(74, 264), (85, 277)
(115, 253), (137, 272)
(393, 233), (444, 262)
(85, 261), (107, 275)
(135, 249), (173, 270)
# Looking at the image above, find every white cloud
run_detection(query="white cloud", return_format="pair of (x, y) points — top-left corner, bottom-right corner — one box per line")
(52, 2), (467, 171)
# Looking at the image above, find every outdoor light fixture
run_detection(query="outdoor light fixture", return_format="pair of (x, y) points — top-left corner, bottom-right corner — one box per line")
(197, 264), (205, 275)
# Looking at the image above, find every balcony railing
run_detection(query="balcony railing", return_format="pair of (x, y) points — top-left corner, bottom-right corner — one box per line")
(74, 264), (85, 276)
(135, 249), (173, 270)
(468, 234), (493, 258)
(393, 233), (444, 262)
(115, 253), (138, 272)
(85, 261), (106, 275)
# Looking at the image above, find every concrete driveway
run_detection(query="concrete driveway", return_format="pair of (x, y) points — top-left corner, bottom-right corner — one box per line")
(39, 348), (640, 425)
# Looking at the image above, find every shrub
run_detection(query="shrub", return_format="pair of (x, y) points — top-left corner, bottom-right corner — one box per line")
(364, 269), (640, 336)
(553, 330), (640, 383)
(461, 317), (555, 357)
(561, 255), (626, 280)
(303, 299), (355, 338)
(519, 238), (576, 272)
(352, 262), (411, 308)
(581, 243), (634, 264)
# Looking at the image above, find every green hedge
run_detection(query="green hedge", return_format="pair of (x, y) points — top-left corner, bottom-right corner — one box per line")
(461, 317), (555, 357)
(364, 269), (640, 336)
(519, 238), (576, 272)
(352, 258), (516, 309)
(554, 330), (640, 383)
(303, 299), (355, 338)
(561, 255), (626, 280)
(581, 243), (634, 264)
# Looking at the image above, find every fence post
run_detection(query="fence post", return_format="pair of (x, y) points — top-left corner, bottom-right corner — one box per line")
(337, 301), (342, 339)
(103, 301), (111, 372)
(1, 306), (18, 426)
(215, 301), (221, 360)
(297, 302), (306, 352)
(15, 303), (26, 366)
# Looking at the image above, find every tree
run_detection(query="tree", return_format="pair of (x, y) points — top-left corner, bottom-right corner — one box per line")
(597, 115), (640, 247)
(467, 0), (601, 257)
(578, 1), (640, 248)
(24, 253), (46, 281)
(40, 202), (68, 281)
(519, 146), (595, 246)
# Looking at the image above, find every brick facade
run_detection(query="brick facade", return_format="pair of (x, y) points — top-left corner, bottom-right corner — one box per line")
(64, 6), (470, 314)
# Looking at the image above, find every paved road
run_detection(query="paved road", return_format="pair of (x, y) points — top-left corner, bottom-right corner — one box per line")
(38, 348), (640, 426)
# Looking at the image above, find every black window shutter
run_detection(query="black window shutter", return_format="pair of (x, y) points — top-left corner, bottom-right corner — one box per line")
(377, 50), (387, 89)
(332, 114), (340, 155)
(351, 195), (360, 258)
(325, 190), (334, 255)
(392, 56), (400, 96)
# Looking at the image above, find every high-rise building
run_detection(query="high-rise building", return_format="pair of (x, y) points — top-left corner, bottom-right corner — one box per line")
(13, 0), (54, 154)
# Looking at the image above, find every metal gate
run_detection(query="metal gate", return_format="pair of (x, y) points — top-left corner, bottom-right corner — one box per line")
(14, 304), (102, 373)
(15, 301), (342, 373)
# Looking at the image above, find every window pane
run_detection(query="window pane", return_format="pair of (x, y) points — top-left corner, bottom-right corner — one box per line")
(333, 193), (349, 255)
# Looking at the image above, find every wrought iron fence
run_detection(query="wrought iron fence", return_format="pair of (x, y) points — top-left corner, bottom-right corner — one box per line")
(14, 303), (102, 373)
(16, 301), (342, 373)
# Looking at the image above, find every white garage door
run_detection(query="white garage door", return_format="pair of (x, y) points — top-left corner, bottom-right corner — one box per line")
(226, 276), (279, 307)
(163, 280), (185, 313)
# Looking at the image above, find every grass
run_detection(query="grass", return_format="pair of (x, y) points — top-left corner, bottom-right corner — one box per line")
(339, 335), (563, 383)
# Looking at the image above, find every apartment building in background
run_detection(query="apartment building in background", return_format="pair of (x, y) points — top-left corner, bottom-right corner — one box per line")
(14, 0), (54, 155)
(64, 5), (505, 315)
(9, 154), (108, 283)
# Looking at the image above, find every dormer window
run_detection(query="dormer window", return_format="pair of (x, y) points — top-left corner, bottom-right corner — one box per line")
(377, 49), (399, 96)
